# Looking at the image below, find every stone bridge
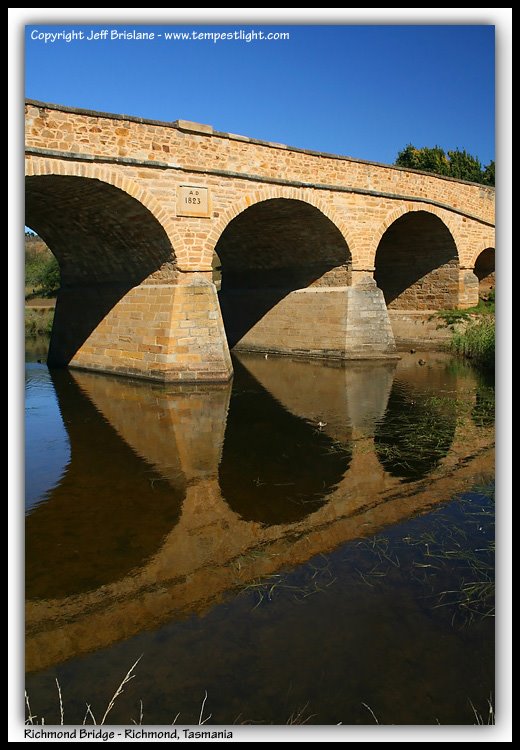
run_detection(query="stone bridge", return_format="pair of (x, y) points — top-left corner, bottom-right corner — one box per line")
(25, 353), (494, 672)
(25, 101), (495, 382)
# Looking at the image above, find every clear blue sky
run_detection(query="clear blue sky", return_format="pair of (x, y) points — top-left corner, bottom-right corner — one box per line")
(25, 24), (494, 167)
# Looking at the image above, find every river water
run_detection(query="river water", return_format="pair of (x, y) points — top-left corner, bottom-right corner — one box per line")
(25, 340), (494, 725)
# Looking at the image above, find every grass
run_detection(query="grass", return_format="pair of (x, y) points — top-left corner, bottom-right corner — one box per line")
(26, 657), (143, 726)
(236, 551), (337, 609)
(434, 291), (495, 371)
(357, 484), (495, 627)
(25, 308), (54, 337)
(469, 696), (495, 725)
(451, 317), (495, 370)
(435, 290), (495, 326)
(25, 659), (494, 726)
(25, 660), (314, 726)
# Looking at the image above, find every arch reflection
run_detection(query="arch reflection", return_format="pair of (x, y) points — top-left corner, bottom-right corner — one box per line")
(26, 369), (188, 600)
(25, 353), (494, 673)
(219, 358), (352, 525)
(374, 362), (457, 481)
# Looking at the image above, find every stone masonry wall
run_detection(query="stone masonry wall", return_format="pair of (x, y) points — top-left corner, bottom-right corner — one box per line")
(25, 101), (495, 225)
(221, 277), (396, 360)
(52, 276), (232, 383)
(25, 102), (494, 274)
(25, 102), (495, 381)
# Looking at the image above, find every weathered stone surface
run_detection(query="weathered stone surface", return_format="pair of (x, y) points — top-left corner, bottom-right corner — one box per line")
(173, 119), (213, 135)
(25, 101), (495, 381)
(388, 310), (455, 350)
(344, 279), (397, 358)
(51, 278), (232, 383)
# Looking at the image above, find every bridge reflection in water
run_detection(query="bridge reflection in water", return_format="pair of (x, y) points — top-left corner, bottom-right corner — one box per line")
(25, 352), (493, 673)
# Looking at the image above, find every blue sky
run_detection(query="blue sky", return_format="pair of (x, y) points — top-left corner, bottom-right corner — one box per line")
(25, 24), (495, 166)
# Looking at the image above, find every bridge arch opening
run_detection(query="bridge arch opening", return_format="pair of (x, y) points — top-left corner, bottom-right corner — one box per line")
(474, 247), (495, 297)
(25, 174), (176, 365)
(214, 198), (352, 350)
(374, 211), (459, 310)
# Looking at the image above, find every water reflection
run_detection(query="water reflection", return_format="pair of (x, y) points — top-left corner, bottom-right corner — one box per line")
(25, 351), (494, 673)
(375, 382), (456, 481)
(25, 363), (70, 512)
(26, 369), (186, 600)
(25, 335), (51, 363)
(472, 370), (495, 428)
(219, 359), (351, 525)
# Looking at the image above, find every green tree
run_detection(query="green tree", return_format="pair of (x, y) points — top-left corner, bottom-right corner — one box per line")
(39, 256), (61, 296)
(395, 144), (450, 175)
(395, 144), (494, 186)
(482, 160), (495, 186)
(447, 148), (482, 183)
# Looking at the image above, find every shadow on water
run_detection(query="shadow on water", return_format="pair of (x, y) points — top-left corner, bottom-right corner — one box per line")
(25, 351), (495, 725)
(219, 358), (352, 526)
(26, 368), (186, 600)
(374, 382), (456, 481)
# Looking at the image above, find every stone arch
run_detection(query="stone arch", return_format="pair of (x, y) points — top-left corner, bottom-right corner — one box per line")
(24, 156), (179, 257)
(205, 185), (359, 267)
(25, 158), (180, 368)
(26, 174), (175, 285)
(373, 205), (460, 310)
(473, 247), (495, 296)
(468, 242), (496, 272)
(210, 192), (353, 351)
(369, 203), (461, 267)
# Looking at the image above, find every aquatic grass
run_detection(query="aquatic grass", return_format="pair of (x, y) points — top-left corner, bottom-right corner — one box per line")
(236, 553), (337, 609)
(451, 317), (495, 370)
(374, 390), (458, 481)
(25, 658), (494, 726)
(235, 481), (495, 624)
(402, 489), (495, 625)
(350, 485), (494, 627)
(241, 570), (337, 609)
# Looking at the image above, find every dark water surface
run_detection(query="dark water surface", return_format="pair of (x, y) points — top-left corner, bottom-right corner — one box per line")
(25, 342), (494, 725)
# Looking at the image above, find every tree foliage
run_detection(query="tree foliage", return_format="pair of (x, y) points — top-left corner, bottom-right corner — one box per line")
(395, 145), (494, 186)
(39, 256), (61, 296)
(25, 237), (61, 296)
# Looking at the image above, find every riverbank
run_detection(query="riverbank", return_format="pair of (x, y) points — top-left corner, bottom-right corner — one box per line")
(25, 307), (54, 338)
(452, 316), (495, 369)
